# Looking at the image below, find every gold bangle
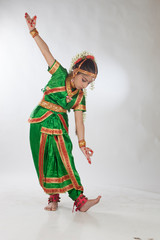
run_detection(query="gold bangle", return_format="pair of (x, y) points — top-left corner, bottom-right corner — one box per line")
(79, 139), (86, 148)
(30, 28), (39, 38)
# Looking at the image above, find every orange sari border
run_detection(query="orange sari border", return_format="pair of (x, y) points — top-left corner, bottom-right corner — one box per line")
(44, 86), (66, 96)
(74, 105), (86, 111)
(43, 184), (74, 194)
(66, 75), (79, 97)
(48, 61), (60, 75)
(39, 99), (67, 113)
(39, 133), (48, 187)
(58, 114), (68, 133)
(39, 132), (83, 194)
(44, 174), (70, 183)
(72, 90), (84, 109)
(38, 133), (74, 194)
(28, 111), (53, 123)
(56, 135), (83, 191)
(41, 127), (62, 135)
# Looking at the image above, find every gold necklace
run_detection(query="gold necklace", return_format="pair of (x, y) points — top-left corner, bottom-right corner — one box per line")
(66, 75), (79, 103)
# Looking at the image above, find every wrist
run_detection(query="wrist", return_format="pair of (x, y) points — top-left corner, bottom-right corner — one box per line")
(79, 139), (86, 148)
(30, 28), (39, 38)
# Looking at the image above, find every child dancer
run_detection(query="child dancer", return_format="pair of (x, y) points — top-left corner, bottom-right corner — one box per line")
(25, 12), (101, 212)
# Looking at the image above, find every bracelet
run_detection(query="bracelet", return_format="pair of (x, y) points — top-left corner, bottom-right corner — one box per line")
(30, 28), (39, 38)
(79, 139), (86, 148)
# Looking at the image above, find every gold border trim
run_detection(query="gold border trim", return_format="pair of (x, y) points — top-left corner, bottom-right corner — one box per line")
(45, 174), (70, 183)
(39, 99), (67, 113)
(42, 184), (74, 194)
(58, 114), (68, 133)
(74, 104), (86, 111)
(72, 90), (83, 109)
(39, 133), (48, 187)
(28, 111), (53, 123)
(41, 127), (62, 135)
(48, 61), (60, 75)
(55, 135), (83, 191)
(66, 75), (79, 98)
(38, 132), (78, 195)
(44, 86), (66, 96)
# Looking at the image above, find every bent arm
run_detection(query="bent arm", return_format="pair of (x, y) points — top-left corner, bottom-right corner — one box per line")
(34, 35), (55, 68)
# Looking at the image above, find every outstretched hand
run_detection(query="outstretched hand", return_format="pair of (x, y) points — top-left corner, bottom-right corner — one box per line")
(24, 12), (37, 32)
(80, 147), (94, 164)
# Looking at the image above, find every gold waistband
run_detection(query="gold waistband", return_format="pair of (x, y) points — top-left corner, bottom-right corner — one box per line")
(39, 99), (67, 113)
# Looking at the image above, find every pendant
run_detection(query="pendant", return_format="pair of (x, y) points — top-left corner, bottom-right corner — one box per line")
(66, 95), (73, 103)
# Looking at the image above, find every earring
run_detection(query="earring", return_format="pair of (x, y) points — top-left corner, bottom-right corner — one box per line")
(90, 81), (95, 90)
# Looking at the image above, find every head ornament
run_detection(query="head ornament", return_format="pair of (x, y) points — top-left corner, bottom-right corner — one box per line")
(69, 51), (97, 79)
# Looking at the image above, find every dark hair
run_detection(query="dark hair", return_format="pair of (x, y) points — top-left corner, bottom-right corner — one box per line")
(72, 58), (98, 75)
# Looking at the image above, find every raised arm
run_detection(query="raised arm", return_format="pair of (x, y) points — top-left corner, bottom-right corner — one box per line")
(74, 111), (93, 164)
(25, 13), (55, 68)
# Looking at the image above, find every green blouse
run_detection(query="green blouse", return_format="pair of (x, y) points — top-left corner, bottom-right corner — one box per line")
(29, 60), (86, 122)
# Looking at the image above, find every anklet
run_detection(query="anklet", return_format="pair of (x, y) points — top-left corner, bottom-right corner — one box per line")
(48, 194), (60, 204)
(72, 193), (88, 212)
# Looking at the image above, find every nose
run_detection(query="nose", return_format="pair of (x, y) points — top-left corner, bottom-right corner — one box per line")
(82, 82), (88, 89)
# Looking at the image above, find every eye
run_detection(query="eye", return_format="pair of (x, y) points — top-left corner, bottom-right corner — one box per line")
(82, 79), (86, 82)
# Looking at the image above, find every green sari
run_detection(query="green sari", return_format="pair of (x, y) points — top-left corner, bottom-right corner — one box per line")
(28, 60), (86, 200)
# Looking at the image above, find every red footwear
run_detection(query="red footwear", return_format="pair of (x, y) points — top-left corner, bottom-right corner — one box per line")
(72, 193), (88, 212)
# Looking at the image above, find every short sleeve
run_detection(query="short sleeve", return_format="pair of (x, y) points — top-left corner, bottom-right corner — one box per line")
(47, 60), (68, 78)
(45, 60), (68, 89)
(74, 94), (86, 112)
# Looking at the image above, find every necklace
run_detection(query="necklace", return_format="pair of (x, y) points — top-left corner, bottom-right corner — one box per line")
(66, 75), (79, 103)
(71, 78), (76, 89)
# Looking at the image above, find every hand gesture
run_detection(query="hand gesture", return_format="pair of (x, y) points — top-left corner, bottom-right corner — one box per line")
(24, 12), (37, 32)
(80, 147), (94, 164)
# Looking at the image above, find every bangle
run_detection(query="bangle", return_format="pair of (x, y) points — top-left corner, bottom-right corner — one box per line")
(79, 139), (86, 148)
(30, 28), (39, 38)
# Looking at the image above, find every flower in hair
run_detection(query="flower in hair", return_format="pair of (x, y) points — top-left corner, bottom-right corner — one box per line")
(69, 51), (96, 74)
(86, 55), (95, 60)
(74, 58), (83, 65)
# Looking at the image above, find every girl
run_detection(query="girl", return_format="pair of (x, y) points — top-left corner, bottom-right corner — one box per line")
(25, 12), (101, 212)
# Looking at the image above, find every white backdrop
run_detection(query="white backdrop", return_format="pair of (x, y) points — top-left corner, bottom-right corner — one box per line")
(0, 0), (160, 194)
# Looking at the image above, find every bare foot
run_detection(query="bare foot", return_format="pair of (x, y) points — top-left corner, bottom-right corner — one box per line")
(44, 202), (58, 211)
(80, 195), (102, 212)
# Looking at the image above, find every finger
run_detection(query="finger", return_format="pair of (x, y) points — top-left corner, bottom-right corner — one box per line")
(86, 147), (94, 156)
(25, 13), (31, 21)
(86, 147), (93, 154)
(82, 149), (90, 160)
(87, 157), (91, 164)
(84, 149), (92, 157)
(30, 17), (35, 27)
(85, 152), (91, 160)
(25, 15), (32, 25)
(87, 151), (93, 157)
(31, 15), (37, 25)
(81, 149), (91, 164)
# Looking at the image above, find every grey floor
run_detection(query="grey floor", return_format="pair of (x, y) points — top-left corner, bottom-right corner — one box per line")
(1, 175), (160, 240)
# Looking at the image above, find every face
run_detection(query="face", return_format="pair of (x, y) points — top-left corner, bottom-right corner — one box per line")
(72, 72), (95, 90)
